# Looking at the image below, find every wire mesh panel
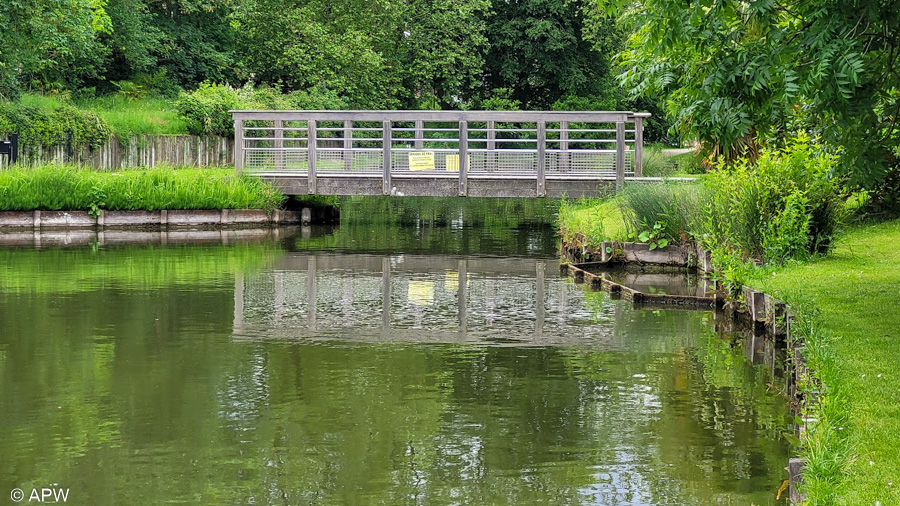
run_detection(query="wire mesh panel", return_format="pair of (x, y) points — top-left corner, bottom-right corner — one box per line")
(545, 150), (634, 174)
(242, 120), (309, 173)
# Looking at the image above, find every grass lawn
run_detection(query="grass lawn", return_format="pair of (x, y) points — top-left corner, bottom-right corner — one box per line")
(749, 219), (900, 504)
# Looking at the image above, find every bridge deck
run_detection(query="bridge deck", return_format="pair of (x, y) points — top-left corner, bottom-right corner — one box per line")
(232, 110), (653, 198)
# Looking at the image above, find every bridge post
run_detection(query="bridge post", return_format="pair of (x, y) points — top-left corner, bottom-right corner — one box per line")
(487, 120), (496, 169)
(383, 120), (392, 195)
(275, 120), (284, 171)
(234, 119), (243, 175)
(560, 121), (569, 172)
(459, 120), (468, 196)
(308, 120), (317, 194)
(616, 121), (625, 191)
(634, 114), (646, 177)
(344, 120), (353, 171)
(537, 121), (546, 197)
(414, 120), (424, 150)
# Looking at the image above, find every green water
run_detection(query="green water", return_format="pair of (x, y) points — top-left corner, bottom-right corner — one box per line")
(0, 219), (791, 505)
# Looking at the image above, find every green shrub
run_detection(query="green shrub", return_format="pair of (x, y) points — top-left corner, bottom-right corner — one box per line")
(619, 182), (702, 244)
(174, 83), (247, 137)
(175, 83), (348, 137)
(699, 137), (846, 263)
(0, 102), (111, 149)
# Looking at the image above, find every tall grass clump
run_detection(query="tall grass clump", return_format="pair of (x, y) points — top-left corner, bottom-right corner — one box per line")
(557, 198), (627, 258)
(619, 183), (702, 244)
(78, 95), (188, 137)
(0, 165), (283, 212)
(699, 137), (846, 264)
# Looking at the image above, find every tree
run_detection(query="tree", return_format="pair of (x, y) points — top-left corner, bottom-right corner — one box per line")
(0, 0), (111, 99)
(482, 0), (620, 109)
(233, 0), (404, 108)
(395, 0), (490, 109)
(603, 0), (900, 187)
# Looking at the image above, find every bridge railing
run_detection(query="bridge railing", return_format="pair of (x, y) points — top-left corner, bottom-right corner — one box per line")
(231, 110), (650, 194)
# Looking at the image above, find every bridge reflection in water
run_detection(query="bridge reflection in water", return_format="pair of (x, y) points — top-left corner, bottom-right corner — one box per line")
(232, 253), (625, 345)
(232, 250), (785, 375)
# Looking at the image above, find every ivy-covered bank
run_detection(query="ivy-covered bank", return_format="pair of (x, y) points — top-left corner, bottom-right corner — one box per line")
(556, 140), (899, 503)
(0, 165), (300, 213)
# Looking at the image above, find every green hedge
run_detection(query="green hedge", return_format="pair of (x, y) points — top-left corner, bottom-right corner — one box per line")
(0, 103), (111, 149)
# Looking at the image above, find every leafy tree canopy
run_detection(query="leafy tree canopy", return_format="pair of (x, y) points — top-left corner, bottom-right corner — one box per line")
(601, 0), (900, 186)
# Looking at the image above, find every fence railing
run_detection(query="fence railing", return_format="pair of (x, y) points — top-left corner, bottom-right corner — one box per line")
(231, 110), (650, 194)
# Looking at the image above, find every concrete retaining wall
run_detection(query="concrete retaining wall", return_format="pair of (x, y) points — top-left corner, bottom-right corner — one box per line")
(0, 208), (339, 229)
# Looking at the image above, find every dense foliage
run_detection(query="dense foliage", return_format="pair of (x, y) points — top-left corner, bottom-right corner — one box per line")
(698, 139), (845, 264)
(602, 0), (900, 194)
(0, 0), (670, 136)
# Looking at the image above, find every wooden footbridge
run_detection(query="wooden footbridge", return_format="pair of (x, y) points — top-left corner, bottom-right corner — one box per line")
(232, 110), (655, 198)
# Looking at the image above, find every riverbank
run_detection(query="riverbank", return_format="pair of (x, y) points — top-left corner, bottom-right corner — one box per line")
(748, 219), (900, 504)
(558, 196), (900, 502)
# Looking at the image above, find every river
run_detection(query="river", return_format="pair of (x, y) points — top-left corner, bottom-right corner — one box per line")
(0, 198), (791, 504)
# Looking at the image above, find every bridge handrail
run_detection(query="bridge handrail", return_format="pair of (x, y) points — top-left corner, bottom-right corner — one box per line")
(230, 110), (650, 195)
(231, 110), (647, 123)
